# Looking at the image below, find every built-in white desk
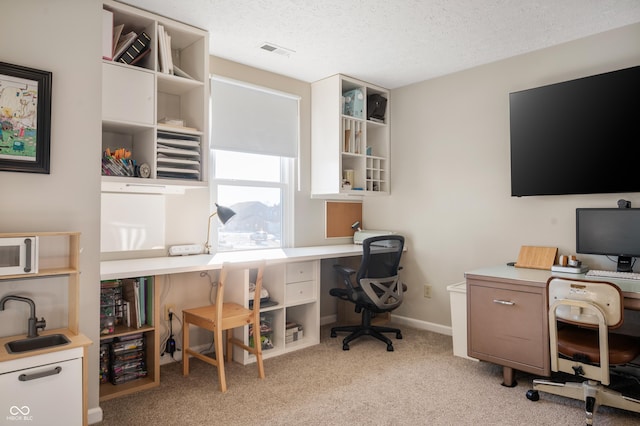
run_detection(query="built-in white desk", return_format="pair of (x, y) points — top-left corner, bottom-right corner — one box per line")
(99, 244), (366, 400)
(101, 244), (365, 280)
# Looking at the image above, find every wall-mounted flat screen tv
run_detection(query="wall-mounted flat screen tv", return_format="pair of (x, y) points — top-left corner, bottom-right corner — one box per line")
(509, 65), (640, 197)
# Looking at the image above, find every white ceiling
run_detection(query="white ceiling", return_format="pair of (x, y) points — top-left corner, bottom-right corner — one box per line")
(120, 0), (640, 89)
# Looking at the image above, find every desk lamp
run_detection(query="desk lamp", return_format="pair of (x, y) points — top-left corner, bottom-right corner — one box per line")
(204, 203), (236, 254)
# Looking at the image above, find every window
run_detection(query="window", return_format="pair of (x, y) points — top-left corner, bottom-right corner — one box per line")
(210, 77), (299, 251)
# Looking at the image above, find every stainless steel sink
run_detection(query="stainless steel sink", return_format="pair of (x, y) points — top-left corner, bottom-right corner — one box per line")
(5, 334), (70, 354)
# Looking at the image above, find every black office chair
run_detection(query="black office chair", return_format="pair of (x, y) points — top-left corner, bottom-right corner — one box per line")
(330, 235), (406, 351)
(526, 277), (640, 424)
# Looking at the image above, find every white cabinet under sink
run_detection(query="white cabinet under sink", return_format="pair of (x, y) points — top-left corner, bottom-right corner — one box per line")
(0, 348), (82, 426)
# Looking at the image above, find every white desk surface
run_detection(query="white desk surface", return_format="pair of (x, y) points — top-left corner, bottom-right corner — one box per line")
(101, 244), (365, 280)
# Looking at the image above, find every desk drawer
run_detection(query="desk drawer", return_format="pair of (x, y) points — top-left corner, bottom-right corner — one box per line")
(286, 261), (314, 283)
(468, 284), (546, 370)
(286, 280), (315, 305)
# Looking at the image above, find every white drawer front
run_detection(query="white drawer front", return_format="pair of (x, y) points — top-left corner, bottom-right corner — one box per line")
(286, 280), (315, 305)
(286, 261), (314, 283)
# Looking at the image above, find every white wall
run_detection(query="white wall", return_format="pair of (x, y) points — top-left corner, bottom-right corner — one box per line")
(365, 23), (640, 327)
(0, 0), (102, 418)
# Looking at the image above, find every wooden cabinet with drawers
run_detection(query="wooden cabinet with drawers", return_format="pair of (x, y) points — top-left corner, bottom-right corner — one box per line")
(465, 266), (551, 386)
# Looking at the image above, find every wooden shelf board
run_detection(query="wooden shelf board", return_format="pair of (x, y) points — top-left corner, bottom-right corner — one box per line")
(99, 376), (158, 401)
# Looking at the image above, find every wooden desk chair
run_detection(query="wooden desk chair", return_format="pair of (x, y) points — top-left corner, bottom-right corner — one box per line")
(526, 277), (640, 424)
(182, 260), (266, 392)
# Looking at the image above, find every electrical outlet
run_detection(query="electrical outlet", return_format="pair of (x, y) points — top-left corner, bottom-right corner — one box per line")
(423, 284), (432, 298)
(164, 304), (175, 321)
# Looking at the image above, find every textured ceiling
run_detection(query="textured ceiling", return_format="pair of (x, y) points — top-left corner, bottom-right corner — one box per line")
(120, 0), (640, 89)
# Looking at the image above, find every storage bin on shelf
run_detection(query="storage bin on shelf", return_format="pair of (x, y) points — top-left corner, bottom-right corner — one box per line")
(249, 312), (274, 350)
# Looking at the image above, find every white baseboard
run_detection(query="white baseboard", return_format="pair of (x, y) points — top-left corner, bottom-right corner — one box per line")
(321, 313), (451, 336)
(320, 314), (337, 326)
(392, 314), (452, 336)
(88, 406), (103, 425)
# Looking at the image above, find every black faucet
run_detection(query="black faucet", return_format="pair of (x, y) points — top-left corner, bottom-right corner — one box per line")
(0, 295), (46, 338)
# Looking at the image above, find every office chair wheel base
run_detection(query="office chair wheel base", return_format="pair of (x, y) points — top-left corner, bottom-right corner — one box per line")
(396, 332), (403, 339)
(387, 343), (394, 351)
(342, 343), (350, 350)
(526, 389), (539, 401)
(330, 330), (337, 338)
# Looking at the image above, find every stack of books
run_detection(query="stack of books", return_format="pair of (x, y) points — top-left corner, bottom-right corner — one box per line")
(103, 9), (151, 66)
(157, 24), (194, 79)
(114, 31), (151, 65)
(121, 277), (153, 329)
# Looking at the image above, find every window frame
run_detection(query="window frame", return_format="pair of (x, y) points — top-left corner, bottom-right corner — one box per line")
(209, 150), (295, 251)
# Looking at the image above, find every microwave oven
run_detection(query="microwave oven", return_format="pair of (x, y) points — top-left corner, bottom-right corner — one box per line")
(0, 236), (38, 276)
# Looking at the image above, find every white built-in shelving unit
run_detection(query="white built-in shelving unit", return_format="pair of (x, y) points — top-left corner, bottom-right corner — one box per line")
(311, 74), (390, 198)
(101, 0), (208, 194)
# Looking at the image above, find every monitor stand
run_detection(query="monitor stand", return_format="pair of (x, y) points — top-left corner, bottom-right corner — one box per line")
(617, 256), (633, 272)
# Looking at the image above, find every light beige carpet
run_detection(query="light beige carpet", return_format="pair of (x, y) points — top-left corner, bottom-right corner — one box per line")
(98, 324), (640, 425)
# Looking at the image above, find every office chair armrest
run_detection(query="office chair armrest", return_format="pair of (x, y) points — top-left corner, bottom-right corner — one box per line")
(333, 264), (356, 276)
(333, 265), (358, 286)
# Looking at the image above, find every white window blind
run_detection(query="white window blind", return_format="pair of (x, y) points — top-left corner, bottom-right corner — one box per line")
(211, 77), (299, 158)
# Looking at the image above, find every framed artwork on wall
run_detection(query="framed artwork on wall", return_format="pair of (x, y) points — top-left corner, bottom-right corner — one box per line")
(0, 62), (52, 174)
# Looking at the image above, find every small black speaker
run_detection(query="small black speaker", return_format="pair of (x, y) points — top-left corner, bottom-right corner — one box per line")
(367, 94), (387, 121)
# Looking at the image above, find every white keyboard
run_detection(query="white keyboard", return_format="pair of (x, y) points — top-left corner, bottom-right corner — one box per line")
(585, 269), (640, 281)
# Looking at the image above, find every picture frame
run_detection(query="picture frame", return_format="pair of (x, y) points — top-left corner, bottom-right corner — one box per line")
(0, 62), (52, 174)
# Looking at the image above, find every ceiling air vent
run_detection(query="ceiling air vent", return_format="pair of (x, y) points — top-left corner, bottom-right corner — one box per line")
(259, 42), (295, 57)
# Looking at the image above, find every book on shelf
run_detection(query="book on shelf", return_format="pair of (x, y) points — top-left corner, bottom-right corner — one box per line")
(117, 31), (151, 65)
(123, 300), (131, 327)
(145, 278), (153, 327)
(112, 24), (124, 58)
(113, 30), (137, 61)
(157, 24), (168, 73)
(156, 25), (177, 75)
(122, 278), (141, 329)
(138, 277), (146, 325)
(165, 32), (174, 75)
(128, 47), (151, 66)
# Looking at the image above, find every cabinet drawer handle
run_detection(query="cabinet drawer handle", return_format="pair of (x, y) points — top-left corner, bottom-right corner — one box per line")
(493, 299), (515, 306)
(24, 238), (33, 273)
(19, 366), (62, 382)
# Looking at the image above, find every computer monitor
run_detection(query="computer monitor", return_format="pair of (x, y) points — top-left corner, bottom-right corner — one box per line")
(576, 208), (640, 272)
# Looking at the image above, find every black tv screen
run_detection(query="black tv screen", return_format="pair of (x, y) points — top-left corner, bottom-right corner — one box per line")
(510, 65), (640, 197)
